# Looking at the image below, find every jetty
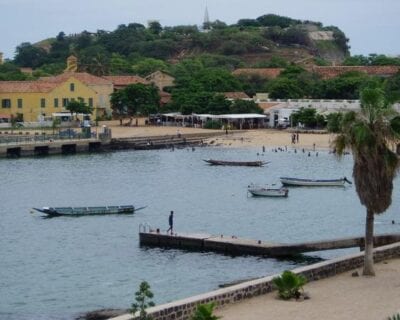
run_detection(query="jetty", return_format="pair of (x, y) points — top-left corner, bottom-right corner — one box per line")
(0, 131), (222, 158)
(139, 230), (400, 257)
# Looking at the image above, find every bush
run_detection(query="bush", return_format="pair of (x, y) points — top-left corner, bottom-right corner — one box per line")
(131, 281), (155, 320)
(191, 302), (221, 320)
(272, 270), (307, 300)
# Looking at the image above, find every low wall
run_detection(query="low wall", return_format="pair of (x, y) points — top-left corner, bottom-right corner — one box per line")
(110, 242), (400, 320)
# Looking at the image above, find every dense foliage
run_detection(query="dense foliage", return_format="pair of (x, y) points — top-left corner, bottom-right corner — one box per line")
(7, 13), (350, 73)
(290, 107), (325, 128)
(272, 270), (307, 300)
(110, 83), (160, 116)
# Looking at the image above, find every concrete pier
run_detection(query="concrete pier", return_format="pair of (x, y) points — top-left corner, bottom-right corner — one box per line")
(139, 231), (400, 257)
(0, 139), (102, 158)
(0, 131), (221, 158)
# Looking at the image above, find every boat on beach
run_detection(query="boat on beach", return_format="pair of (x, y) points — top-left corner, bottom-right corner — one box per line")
(280, 177), (352, 187)
(203, 159), (268, 167)
(247, 184), (289, 197)
(32, 205), (143, 217)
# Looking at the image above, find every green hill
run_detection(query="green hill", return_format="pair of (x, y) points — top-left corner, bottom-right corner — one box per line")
(13, 14), (349, 75)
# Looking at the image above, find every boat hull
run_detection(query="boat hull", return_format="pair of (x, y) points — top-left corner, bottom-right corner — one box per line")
(280, 177), (347, 187)
(33, 205), (135, 217)
(248, 187), (288, 197)
(204, 159), (267, 167)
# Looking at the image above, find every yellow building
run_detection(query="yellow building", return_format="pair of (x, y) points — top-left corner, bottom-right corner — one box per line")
(0, 72), (113, 122)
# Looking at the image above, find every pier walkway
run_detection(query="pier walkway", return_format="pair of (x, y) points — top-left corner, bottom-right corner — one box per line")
(0, 131), (222, 158)
(139, 230), (400, 257)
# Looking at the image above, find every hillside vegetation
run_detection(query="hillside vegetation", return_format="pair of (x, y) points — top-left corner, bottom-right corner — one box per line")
(11, 14), (350, 75)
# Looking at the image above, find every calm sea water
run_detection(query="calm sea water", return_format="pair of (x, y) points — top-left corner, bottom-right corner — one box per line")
(1, 146), (399, 320)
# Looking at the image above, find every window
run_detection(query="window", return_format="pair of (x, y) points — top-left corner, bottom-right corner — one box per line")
(54, 98), (59, 108)
(88, 98), (93, 107)
(17, 99), (23, 109)
(40, 98), (46, 108)
(62, 98), (69, 107)
(70, 83), (75, 92)
(1, 99), (11, 108)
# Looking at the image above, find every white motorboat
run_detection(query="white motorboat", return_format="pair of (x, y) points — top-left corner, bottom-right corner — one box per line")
(247, 184), (289, 197)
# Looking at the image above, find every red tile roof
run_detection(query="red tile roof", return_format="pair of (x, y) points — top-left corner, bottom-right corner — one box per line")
(40, 72), (112, 85)
(102, 75), (149, 87)
(0, 81), (59, 93)
(232, 68), (283, 79)
(0, 72), (114, 93)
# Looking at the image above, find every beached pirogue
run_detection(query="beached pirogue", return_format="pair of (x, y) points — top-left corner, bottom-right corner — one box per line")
(203, 159), (268, 167)
(32, 205), (144, 217)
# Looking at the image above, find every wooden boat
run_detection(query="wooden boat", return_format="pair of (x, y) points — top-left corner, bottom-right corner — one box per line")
(280, 177), (352, 187)
(203, 159), (268, 167)
(32, 205), (143, 217)
(248, 184), (289, 197)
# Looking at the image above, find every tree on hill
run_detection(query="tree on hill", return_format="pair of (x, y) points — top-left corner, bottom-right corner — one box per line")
(343, 54), (400, 66)
(14, 42), (48, 68)
(131, 58), (169, 76)
(319, 71), (370, 99)
(333, 84), (400, 275)
(0, 63), (30, 81)
(47, 32), (71, 63)
(268, 77), (304, 99)
(384, 72), (400, 103)
(148, 21), (162, 35)
(236, 19), (261, 27)
(256, 14), (300, 28)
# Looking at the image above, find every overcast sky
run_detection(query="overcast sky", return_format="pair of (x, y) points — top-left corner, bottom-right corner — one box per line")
(1, 0), (399, 60)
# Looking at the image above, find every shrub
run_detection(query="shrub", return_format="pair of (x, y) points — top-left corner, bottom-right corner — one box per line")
(191, 302), (221, 320)
(131, 281), (155, 320)
(272, 270), (307, 300)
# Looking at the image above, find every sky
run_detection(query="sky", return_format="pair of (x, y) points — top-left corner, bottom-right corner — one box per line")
(1, 0), (400, 60)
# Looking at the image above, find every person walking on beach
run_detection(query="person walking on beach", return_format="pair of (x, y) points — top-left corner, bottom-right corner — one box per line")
(167, 211), (174, 234)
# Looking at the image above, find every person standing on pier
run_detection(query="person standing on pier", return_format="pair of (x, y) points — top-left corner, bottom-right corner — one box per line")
(167, 211), (174, 234)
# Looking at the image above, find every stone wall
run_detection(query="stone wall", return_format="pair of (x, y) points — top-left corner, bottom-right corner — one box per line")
(313, 65), (400, 79)
(110, 242), (400, 320)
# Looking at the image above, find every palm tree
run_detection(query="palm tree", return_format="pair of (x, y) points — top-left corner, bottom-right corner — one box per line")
(334, 84), (400, 275)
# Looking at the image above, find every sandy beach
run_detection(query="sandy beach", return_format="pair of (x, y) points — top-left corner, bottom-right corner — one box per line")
(102, 122), (335, 151)
(215, 259), (400, 320)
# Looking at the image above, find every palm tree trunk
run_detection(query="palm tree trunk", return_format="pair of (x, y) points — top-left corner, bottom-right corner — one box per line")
(363, 208), (375, 276)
